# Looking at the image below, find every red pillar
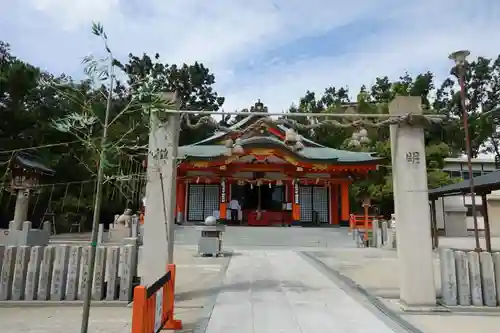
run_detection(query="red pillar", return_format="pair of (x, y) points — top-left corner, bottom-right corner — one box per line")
(330, 184), (339, 225)
(176, 181), (186, 222)
(292, 180), (300, 221)
(340, 182), (350, 226)
(219, 179), (227, 220)
(287, 181), (294, 203)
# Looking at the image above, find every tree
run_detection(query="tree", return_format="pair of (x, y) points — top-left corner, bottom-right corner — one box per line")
(434, 56), (500, 157)
(116, 53), (226, 145)
(2, 33), (499, 223)
(286, 71), (460, 217)
(0, 42), (90, 229)
(0, 23), (228, 230)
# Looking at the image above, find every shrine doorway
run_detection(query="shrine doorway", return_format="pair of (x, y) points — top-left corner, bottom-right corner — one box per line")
(230, 184), (287, 225)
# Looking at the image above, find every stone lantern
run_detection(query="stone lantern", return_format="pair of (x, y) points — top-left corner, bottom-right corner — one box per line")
(8, 153), (55, 230)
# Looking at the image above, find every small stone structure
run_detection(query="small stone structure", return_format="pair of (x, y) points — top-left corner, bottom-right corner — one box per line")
(198, 216), (225, 257)
(353, 219), (396, 249)
(0, 221), (51, 247)
(7, 152), (55, 231)
(0, 242), (138, 302)
(439, 248), (500, 307)
(105, 214), (142, 244)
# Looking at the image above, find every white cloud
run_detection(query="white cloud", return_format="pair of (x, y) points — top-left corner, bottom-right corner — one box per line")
(29, 0), (119, 30)
(2, 0), (500, 112)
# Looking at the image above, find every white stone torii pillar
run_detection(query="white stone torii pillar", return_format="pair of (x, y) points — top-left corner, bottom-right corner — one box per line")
(139, 93), (180, 286)
(389, 96), (436, 307)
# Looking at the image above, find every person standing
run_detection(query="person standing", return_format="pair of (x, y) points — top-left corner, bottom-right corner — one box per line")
(228, 197), (240, 225)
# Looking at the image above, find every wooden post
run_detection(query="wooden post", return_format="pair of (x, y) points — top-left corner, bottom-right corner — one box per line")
(330, 184), (339, 225)
(219, 179), (227, 220)
(362, 197), (371, 242)
(430, 200), (439, 249)
(131, 286), (147, 333)
(481, 193), (492, 252)
(340, 182), (350, 226)
(164, 264), (182, 330)
(176, 180), (186, 223)
(292, 180), (300, 221)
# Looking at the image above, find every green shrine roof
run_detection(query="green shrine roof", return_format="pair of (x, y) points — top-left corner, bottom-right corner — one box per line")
(178, 115), (382, 164)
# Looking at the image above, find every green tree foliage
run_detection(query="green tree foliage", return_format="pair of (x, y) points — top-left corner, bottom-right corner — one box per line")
(116, 53), (225, 145)
(0, 27), (225, 230)
(2, 25), (500, 226)
(285, 70), (483, 216)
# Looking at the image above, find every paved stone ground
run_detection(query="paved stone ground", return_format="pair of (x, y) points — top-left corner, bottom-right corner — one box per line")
(308, 247), (443, 298)
(6, 227), (500, 333)
(1, 226), (346, 333)
(307, 240), (500, 333)
(205, 249), (399, 333)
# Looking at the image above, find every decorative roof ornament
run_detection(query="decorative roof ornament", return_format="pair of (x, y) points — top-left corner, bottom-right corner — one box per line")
(224, 137), (244, 155)
(225, 138), (234, 148)
(285, 129), (304, 151)
(285, 128), (298, 145)
(348, 139), (361, 148)
(233, 138), (244, 155)
(349, 127), (370, 147)
(254, 99), (264, 111)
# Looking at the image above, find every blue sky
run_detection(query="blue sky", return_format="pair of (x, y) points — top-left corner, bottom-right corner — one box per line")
(1, 0), (500, 112)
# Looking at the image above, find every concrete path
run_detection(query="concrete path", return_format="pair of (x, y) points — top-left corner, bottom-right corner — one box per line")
(205, 250), (397, 333)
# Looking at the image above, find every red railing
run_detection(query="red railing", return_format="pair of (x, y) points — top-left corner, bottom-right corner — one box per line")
(349, 214), (382, 231)
(131, 264), (182, 333)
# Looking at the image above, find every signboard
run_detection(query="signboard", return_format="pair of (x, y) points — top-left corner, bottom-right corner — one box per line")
(154, 287), (163, 332)
(294, 182), (299, 205)
(220, 180), (226, 203)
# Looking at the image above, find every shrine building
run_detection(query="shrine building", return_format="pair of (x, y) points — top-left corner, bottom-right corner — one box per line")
(175, 114), (382, 227)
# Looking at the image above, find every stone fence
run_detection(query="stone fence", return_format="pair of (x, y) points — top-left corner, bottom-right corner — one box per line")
(353, 219), (396, 249)
(0, 242), (138, 302)
(0, 221), (51, 247)
(439, 248), (500, 307)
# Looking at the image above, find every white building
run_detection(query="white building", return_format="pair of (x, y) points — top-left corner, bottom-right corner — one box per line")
(434, 157), (500, 236)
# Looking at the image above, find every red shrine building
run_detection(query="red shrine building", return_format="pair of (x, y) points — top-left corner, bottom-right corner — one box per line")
(174, 115), (382, 227)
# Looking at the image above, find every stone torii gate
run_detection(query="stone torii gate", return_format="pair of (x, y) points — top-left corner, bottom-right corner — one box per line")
(389, 96), (436, 307)
(140, 94), (438, 307)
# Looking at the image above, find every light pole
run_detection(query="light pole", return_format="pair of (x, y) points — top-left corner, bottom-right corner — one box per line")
(449, 50), (481, 252)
